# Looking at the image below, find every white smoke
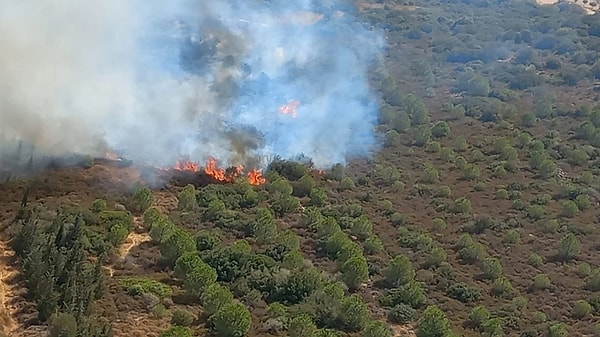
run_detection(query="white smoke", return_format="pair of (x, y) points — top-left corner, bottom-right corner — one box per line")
(0, 0), (383, 170)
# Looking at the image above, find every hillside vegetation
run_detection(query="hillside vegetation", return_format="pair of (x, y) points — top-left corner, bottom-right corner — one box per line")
(2, 1), (600, 337)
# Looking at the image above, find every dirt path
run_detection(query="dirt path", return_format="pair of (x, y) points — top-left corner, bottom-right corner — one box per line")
(0, 239), (18, 335)
(390, 324), (416, 337)
(118, 220), (151, 259)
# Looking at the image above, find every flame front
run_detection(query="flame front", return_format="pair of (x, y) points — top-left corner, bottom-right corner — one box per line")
(174, 159), (200, 172)
(278, 100), (300, 118)
(165, 157), (265, 186)
(247, 169), (266, 186)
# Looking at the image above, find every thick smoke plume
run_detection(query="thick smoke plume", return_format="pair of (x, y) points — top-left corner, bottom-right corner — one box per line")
(0, 0), (383, 171)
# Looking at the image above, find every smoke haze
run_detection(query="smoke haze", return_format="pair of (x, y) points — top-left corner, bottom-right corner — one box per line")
(0, 0), (383, 170)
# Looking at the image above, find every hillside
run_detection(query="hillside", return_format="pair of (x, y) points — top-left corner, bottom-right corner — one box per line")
(3, 1), (600, 337)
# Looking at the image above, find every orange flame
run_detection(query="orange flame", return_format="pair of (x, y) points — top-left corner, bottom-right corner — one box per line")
(164, 157), (266, 186)
(247, 169), (266, 186)
(174, 159), (200, 172)
(278, 100), (300, 118)
(204, 158), (246, 183)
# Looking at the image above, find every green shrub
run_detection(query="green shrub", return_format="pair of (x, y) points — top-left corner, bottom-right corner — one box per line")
(575, 194), (591, 210)
(451, 197), (472, 214)
(209, 302), (252, 337)
(572, 300), (593, 319)
(131, 184), (153, 214)
(361, 321), (392, 337)
(309, 188), (327, 207)
(364, 235), (384, 255)
(491, 276), (513, 297)
(383, 255), (415, 287)
(387, 303), (417, 324)
(473, 182), (486, 192)
(481, 318), (503, 337)
(528, 253), (544, 267)
(378, 281), (427, 309)
(435, 186), (452, 198)
(531, 311), (547, 324)
(527, 205), (545, 220)
(503, 230), (520, 245)
(293, 174), (316, 197)
(432, 218), (446, 232)
(119, 277), (173, 297)
(416, 306), (451, 337)
(339, 177), (355, 191)
(378, 200), (395, 216)
(458, 242), (486, 264)
(560, 200), (579, 217)
(288, 314), (318, 337)
(495, 189), (509, 200)
(431, 121), (451, 138)
(158, 326), (192, 337)
(195, 230), (222, 252)
(557, 233), (581, 261)
(469, 305), (490, 328)
(389, 213), (407, 227)
(532, 274), (551, 291)
(91, 199), (107, 213)
(171, 309), (195, 327)
(152, 304), (167, 318)
(547, 322), (568, 337)
(446, 282), (481, 303)
(576, 262), (592, 277)
(177, 184), (198, 211)
(482, 257), (503, 280)
(200, 283), (234, 315)
(339, 295), (370, 331)
(340, 255), (370, 290)
(585, 269), (600, 291)
(49, 313), (77, 337)
(426, 247), (447, 268)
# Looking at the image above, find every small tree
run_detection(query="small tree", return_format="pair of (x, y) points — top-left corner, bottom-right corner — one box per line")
(383, 254), (415, 287)
(160, 228), (196, 266)
(200, 283), (234, 315)
(252, 208), (277, 244)
(183, 262), (218, 296)
(49, 313), (77, 337)
(209, 302), (252, 337)
(557, 233), (581, 261)
(158, 326), (193, 337)
(288, 314), (318, 337)
(340, 255), (370, 290)
(469, 305), (490, 328)
(416, 306), (451, 337)
(131, 184), (153, 214)
(451, 197), (472, 214)
(572, 300), (592, 319)
(431, 121), (451, 138)
(171, 309), (195, 326)
(482, 257), (503, 280)
(547, 322), (568, 337)
(361, 321), (392, 337)
(177, 184), (198, 211)
(339, 295), (370, 331)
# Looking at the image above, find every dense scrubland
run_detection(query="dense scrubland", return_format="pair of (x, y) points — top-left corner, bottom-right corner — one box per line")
(3, 0), (600, 337)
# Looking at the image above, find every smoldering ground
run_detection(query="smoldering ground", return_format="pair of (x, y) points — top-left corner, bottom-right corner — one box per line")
(0, 0), (383, 173)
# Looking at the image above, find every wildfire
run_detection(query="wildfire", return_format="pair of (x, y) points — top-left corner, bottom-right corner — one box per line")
(248, 169), (266, 185)
(167, 157), (265, 186)
(278, 100), (300, 118)
(174, 160), (200, 172)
